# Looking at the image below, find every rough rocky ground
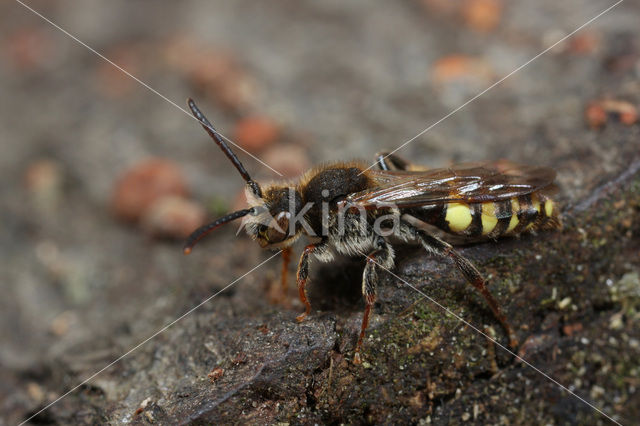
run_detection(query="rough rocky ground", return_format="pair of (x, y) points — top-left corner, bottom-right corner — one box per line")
(1, 1), (639, 424)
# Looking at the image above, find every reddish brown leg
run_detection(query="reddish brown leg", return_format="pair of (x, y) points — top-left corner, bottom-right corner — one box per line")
(295, 243), (321, 322)
(412, 227), (518, 349)
(280, 246), (292, 301)
(354, 292), (375, 365)
(354, 237), (392, 364)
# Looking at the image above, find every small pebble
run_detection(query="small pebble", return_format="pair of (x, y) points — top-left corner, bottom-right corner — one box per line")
(431, 55), (493, 85)
(517, 333), (553, 359)
(27, 382), (45, 403)
(568, 32), (600, 55)
(590, 385), (605, 399)
(585, 102), (607, 129)
(164, 37), (256, 111)
(557, 297), (572, 310)
(135, 397), (152, 415)
(461, 0), (502, 33)
(95, 44), (142, 98)
(261, 144), (311, 178)
(141, 196), (206, 239)
(208, 367), (224, 383)
(111, 158), (188, 222)
(609, 312), (623, 330)
(562, 322), (583, 336)
(5, 27), (53, 70)
(585, 99), (638, 129)
(24, 159), (63, 209)
(233, 116), (280, 152)
(49, 311), (77, 336)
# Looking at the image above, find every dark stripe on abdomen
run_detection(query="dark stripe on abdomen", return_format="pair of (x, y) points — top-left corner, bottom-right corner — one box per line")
(513, 194), (539, 234)
(465, 203), (483, 238)
(487, 199), (512, 238)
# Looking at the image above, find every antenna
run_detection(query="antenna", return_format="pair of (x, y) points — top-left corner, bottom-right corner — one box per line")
(187, 98), (262, 197)
(183, 208), (253, 254)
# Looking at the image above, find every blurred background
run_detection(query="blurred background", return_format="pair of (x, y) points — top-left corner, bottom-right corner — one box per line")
(1, 0), (639, 424)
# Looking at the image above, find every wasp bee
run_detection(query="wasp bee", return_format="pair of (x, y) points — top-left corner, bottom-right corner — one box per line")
(184, 99), (561, 364)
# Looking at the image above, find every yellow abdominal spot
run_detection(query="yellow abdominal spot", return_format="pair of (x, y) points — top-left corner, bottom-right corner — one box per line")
(481, 202), (498, 235)
(505, 198), (519, 233)
(446, 203), (472, 232)
(545, 199), (554, 217)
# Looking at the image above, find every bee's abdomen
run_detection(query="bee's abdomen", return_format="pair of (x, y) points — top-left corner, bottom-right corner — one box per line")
(419, 192), (560, 239)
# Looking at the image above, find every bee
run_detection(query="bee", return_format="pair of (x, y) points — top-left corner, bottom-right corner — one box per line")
(183, 99), (561, 364)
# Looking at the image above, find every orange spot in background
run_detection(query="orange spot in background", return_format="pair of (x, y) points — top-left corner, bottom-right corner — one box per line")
(461, 0), (503, 33)
(431, 55), (493, 85)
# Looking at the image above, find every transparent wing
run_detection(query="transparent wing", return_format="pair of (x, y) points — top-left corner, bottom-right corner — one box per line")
(348, 160), (557, 208)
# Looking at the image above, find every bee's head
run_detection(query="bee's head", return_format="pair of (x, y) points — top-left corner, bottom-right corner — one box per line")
(183, 99), (305, 254)
(243, 186), (304, 249)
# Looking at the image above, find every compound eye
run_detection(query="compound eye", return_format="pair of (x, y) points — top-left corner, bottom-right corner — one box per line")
(266, 211), (290, 243)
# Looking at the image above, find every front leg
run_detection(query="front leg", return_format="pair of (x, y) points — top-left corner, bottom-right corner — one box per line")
(354, 235), (395, 364)
(279, 246), (292, 303)
(295, 241), (328, 322)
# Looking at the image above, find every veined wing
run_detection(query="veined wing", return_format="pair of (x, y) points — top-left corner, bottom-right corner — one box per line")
(347, 160), (557, 208)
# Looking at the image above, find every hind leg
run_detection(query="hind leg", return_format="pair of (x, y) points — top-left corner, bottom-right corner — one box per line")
(402, 221), (517, 349)
(354, 235), (394, 364)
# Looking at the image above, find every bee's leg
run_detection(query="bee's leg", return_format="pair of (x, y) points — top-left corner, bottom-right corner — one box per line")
(295, 241), (327, 322)
(354, 235), (394, 365)
(405, 223), (518, 349)
(375, 151), (411, 171)
(280, 246), (292, 301)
